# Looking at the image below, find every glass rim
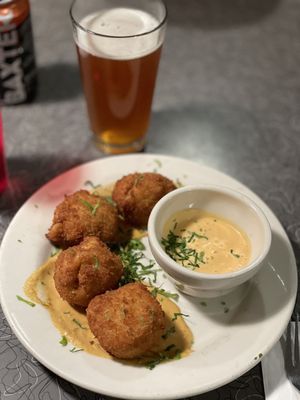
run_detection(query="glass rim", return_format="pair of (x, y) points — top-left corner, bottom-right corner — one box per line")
(69, 0), (167, 39)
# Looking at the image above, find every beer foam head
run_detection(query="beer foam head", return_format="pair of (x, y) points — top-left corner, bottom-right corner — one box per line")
(76, 8), (164, 60)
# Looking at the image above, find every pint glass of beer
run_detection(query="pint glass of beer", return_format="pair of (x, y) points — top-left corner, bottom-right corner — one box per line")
(70, 0), (167, 154)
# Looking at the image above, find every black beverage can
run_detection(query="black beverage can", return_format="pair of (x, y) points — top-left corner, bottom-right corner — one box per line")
(0, 0), (37, 105)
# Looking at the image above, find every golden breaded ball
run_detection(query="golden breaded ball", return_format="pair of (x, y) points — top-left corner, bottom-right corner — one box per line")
(87, 282), (165, 359)
(54, 236), (123, 307)
(46, 190), (121, 248)
(112, 173), (176, 228)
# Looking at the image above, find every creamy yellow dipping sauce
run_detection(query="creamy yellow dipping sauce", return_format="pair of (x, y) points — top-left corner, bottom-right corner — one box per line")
(162, 209), (251, 274)
(24, 256), (193, 366)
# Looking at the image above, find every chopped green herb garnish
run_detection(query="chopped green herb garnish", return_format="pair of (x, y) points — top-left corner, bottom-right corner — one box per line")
(187, 231), (208, 242)
(51, 246), (60, 257)
(70, 347), (83, 353)
(230, 249), (240, 258)
(154, 159), (162, 168)
(84, 180), (101, 190)
(127, 238), (145, 251)
(175, 178), (183, 187)
(118, 239), (158, 286)
(93, 255), (100, 270)
(172, 312), (189, 321)
(151, 287), (179, 301)
(79, 198), (100, 215)
(146, 348), (181, 370)
(17, 239), (23, 243)
(59, 336), (68, 346)
(16, 295), (35, 307)
(200, 301), (207, 306)
(224, 307), (229, 313)
(105, 196), (116, 206)
(146, 358), (161, 370)
(134, 174), (144, 187)
(162, 325), (176, 339)
(72, 319), (87, 330)
(221, 301), (226, 305)
(91, 202), (100, 215)
(161, 230), (206, 270)
(118, 214), (125, 221)
(164, 344), (176, 352)
(63, 311), (70, 315)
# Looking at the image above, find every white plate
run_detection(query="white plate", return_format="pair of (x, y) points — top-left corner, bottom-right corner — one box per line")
(0, 154), (297, 400)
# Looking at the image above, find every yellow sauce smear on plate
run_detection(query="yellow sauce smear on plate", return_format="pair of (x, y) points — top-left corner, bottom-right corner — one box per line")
(24, 255), (193, 366)
(163, 209), (251, 274)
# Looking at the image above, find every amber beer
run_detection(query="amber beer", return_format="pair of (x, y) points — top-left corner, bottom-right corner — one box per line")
(77, 44), (162, 153)
(71, 1), (167, 154)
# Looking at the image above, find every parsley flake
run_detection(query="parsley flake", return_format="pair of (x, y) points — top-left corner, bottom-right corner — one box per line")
(175, 178), (183, 187)
(72, 319), (87, 330)
(50, 246), (60, 257)
(133, 174), (144, 187)
(153, 159), (162, 168)
(151, 287), (179, 301)
(118, 239), (158, 286)
(79, 198), (100, 216)
(59, 336), (68, 346)
(162, 325), (176, 340)
(84, 180), (101, 190)
(70, 347), (83, 353)
(93, 255), (100, 270)
(161, 230), (206, 270)
(230, 249), (240, 258)
(146, 348), (181, 370)
(171, 312), (189, 321)
(105, 196), (116, 206)
(16, 295), (36, 307)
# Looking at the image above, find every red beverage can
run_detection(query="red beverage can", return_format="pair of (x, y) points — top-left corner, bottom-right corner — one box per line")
(0, 0), (37, 105)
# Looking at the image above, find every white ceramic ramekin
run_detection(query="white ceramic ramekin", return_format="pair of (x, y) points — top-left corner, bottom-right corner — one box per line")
(148, 185), (272, 298)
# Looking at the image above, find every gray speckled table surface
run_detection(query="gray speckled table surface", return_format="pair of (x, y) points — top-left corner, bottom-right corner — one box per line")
(1, 0), (300, 399)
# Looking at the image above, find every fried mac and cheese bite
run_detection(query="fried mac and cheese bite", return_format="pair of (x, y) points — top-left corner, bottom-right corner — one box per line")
(87, 282), (166, 359)
(54, 236), (123, 308)
(112, 172), (176, 228)
(46, 190), (121, 248)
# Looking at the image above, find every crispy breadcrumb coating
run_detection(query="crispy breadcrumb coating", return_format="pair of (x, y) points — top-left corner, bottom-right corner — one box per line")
(54, 236), (123, 307)
(46, 190), (122, 248)
(112, 173), (176, 228)
(87, 282), (165, 359)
